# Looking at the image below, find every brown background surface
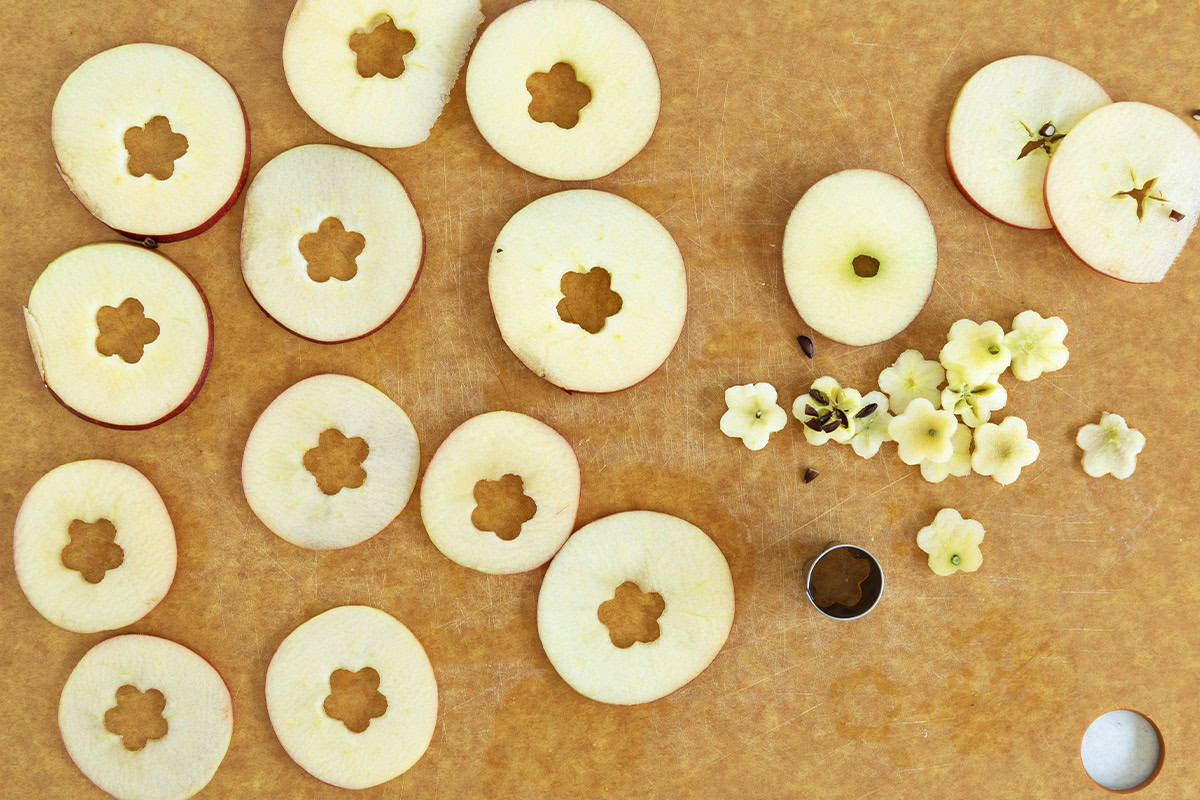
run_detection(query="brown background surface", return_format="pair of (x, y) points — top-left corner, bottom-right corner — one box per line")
(2, 0), (1198, 798)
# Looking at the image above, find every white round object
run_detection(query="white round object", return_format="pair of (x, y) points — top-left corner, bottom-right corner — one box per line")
(24, 243), (213, 429)
(241, 374), (420, 549)
(466, 0), (660, 180)
(283, 0), (483, 148)
(14, 460), (175, 633)
(1045, 102), (1200, 283)
(421, 411), (580, 574)
(537, 511), (735, 705)
(58, 634), (233, 800)
(489, 190), (686, 392)
(1080, 710), (1163, 791)
(783, 169), (937, 346)
(241, 144), (423, 342)
(51, 43), (248, 241)
(266, 605), (438, 789)
(946, 55), (1110, 229)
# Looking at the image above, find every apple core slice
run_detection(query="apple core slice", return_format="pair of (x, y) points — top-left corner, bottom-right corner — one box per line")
(1045, 101), (1200, 283)
(241, 144), (423, 342)
(283, 0), (483, 148)
(266, 606), (438, 790)
(421, 411), (580, 574)
(58, 634), (233, 800)
(24, 243), (213, 429)
(466, 0), (660, 180)
(946, 55), (1111, 229)
(14, 460), (176, 633)
(537, 510), (735, 705)
(241, 374), (419, 550)
(782, 169), (937, 346)
(490, 189), (686, 392)
(51, 43), (249, 241)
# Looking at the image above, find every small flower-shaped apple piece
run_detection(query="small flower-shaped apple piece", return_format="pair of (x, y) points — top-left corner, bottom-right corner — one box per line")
(916, 508), (984, 576)
(940, 320), (1011, 386)
(920, 425), (973, 484)
(1004, 310), (1069, 382)
(941, 370), (1008, 427)
(792, 376), (863, 445)
(848, 391), (893, 459)
(720, 383), (788, 451)
(971, 416), (1039, 485)
(887, 397), (959, 465)
(878, 349), (944, 413)
(1076, 412), (1145, 479)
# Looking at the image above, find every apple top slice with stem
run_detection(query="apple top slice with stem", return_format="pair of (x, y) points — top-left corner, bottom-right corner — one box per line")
(946, 55), (1110, 229)
(1045, 101), (1200, 283)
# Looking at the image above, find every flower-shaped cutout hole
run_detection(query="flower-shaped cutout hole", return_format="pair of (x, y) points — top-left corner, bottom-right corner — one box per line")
(104, 685), (168, 751)
(299, 217), (366, 283)
(1113, 175), (1169, 222)
(597, 581), (665, 648)
(95, 298), (160, 364)
(123, 116), (188, 180)
(61, 518), (124, 584)
(809, 546), (872, 608)
(526, 62), (592, 129)
(557, 267), (622, 334)
(303, 429), (369, 495)
(323, 667), (388, 734)
(349, 17), (416, 79)
(470, 473), (536, 541)
(852, 254), (880, 278)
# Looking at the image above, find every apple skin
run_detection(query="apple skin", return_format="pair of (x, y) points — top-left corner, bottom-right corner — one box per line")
(32, 241), (215, 430)
(1041, 180), (1154, 286)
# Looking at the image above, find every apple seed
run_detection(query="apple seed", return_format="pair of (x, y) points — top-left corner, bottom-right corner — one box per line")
(803, 468), (819, 484)
(797, 334), (815, 358)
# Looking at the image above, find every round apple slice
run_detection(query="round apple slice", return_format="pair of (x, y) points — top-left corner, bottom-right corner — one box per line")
(24, 243), (213, 429)
(241, 374), (420, 550)
(1045, 102), (1200, 284)
(466, 0), (660, 180)
(782, 169), (937, 347)
(537, 511), (735, 705)
(489, 189), (686, 392)
(59, 634), (233, 800)
(51, 43), (249, 242)
(421, 411), (580, 574)
(946, 55), (1110, 229)
(266, 606), (438, 790)
(14, 460), (175, 633)
(283, 0), (483, 148)
(241, 144), (423, 342)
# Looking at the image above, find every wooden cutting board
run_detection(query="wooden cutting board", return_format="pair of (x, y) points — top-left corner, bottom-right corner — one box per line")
(1, 1), (1197, 797)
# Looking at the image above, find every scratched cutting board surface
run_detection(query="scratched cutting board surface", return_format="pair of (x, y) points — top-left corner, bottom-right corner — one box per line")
(1, 1), (1198, 798)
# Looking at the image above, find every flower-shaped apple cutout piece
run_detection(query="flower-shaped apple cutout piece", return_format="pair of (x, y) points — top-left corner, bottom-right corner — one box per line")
(971, 416), (1039, 485)
(721, 383), (787, 451)
(1076, 412), (1145, 479)
(916, 508), (984, 576)
(793, 376), (863, 445)
(887, 397), (958, 465)
(878, 349), (944, 413)
(1004, 310), (1069, 381)
(940, 319), (1011, 386)
(942, 370), (1007, 427)
(920, 425), (973, 484)
(849, 391), (893, 459)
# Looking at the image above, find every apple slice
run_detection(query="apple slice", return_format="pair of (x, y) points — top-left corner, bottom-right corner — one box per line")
(946, 55), (1110, 229)
(241, 144), (423, 342)
(466, 0), (660, 180)
(490, 189), (686, 392)
(537, 511), (734, 705)
(52, 43), (249, 242)
(24, 243), (213, 429)
(241, 374), (420, 550)
(1045, 102), (1200, 283)
(783, 169), (937, 346)
(59, 634), (233, 800)
(283, 0), (482, 148)
(14, 460), (175, 633)
(266, 606), (438, 790)
(421, 411), (580, 574)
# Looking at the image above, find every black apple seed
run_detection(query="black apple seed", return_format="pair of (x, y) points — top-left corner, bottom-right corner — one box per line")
(803, 468), (819, 484)
(797, 335), (815, 359)
(855, 403), (878, 419)
(808, 388), (829, 405)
